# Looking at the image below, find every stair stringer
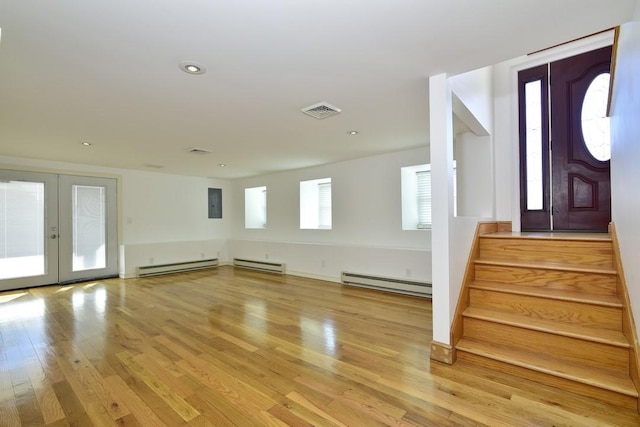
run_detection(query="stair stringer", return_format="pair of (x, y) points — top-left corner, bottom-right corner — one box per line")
(610, 222), (640, 412)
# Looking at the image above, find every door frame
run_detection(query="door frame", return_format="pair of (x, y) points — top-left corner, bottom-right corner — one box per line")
(508, 31), (614, 232)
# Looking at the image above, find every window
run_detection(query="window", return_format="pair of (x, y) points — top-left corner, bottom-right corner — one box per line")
(581, 72), (611, 161)
(524, 80), (544, 210)
(401, 163), (456, 230)
(245, 186), (267, 229)
(300, 178), (331, 229)
(416, 170), (430, 228)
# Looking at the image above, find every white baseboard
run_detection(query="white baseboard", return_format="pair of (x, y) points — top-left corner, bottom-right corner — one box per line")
(284, 270), (341, 284)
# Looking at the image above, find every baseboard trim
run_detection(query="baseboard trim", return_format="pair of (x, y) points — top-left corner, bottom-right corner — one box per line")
(285, 270), (342, 284)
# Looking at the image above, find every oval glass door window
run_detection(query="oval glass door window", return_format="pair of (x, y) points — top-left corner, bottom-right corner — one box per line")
(581, 73), (611, 161)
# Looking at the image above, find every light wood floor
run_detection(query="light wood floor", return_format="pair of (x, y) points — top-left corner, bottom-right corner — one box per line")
(1, 266), (639, 426)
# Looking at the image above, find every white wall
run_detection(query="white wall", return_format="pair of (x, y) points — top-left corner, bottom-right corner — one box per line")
(229, 147), (431, 283)
(450, 66), (494, 135)
(119, 170), (232, 277)
(120, 170), (231, 244)
(610, 1), (640, 338)
(0, 156), (232, 278)
(454, 132), (493, 217)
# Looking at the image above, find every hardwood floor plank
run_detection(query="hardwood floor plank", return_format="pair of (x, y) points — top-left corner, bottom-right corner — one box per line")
(116, 350), (200, 422)
(55, 356), (120, 426)
(175, 354), (277, 413)
(24, 362), (65, 425)
(11, 364), (45, 426)
(56, 343), (131, 420)
(0, 398), (22, 427)
(508, 394), (620, 427)
(103, 375), (167, 427)
(267, 404), (315, 427)
(294, 374), (406, 419)
(51, 380), (95, 427)
(1, 267), (639, 426)
(185, 386), (265, 427)
(286, 391), (350, 427)
(133, 352), (198, 399)
(0, 351), (16, 402)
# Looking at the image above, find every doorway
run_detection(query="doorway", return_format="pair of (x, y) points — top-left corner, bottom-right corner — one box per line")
(0, 170), (118, 291)
(519, 46), (612, 231)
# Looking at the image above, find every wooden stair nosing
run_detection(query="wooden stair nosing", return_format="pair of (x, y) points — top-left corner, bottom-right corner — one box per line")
(469, 280), (623, 308)
(456, 338), (638, 398)
(462, 307), (629, 348)
(474, 258), (617, 275)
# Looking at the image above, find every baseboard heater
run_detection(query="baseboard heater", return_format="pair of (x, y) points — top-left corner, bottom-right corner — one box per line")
(137, 258), (218, 277)
(341, 272), (431, 297)
(233, 258), (285, 274)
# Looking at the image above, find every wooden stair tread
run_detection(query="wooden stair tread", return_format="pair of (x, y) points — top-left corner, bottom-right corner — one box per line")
(456, 337), (638, 397)
(482, 231), (611, 242)
(469, 280), (622, 307)
(462, 307), (629, 348)
(475, 258), (616, 275)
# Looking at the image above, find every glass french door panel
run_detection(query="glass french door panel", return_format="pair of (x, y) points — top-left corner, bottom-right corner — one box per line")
(0, 180), (45, 279)
(0, 170), (58, 290)
(58, 175), (117, 283)
(72, 185), (106, 271)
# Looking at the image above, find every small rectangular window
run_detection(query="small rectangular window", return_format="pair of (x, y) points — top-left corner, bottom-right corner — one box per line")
(318, 182), (332, 229)
(416, 171), (430, 228)
(245, 186), (267, 229)
(402, 163), (456, 230)
(300, 178), (331, 230)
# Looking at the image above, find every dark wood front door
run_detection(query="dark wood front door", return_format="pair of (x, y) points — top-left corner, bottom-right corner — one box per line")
(550, 46), (612, 231)
(519, 46), (612, 231)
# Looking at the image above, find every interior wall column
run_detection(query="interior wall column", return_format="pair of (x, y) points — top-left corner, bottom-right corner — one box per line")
(429, 73), (455, 347)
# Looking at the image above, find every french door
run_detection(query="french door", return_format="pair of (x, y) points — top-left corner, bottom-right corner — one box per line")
(519, 46), (612, 231)
(0, 170), (117, 291)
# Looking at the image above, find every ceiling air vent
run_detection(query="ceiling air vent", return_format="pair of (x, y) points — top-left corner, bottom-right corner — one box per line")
(187, 147), (212, 154)
(301, 102), (341, 120)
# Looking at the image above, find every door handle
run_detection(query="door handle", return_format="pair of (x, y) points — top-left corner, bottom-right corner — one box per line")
(50, 234), (58, 239)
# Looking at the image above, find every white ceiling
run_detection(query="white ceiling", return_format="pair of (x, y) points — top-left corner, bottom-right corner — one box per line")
(0, 0), (635, 178)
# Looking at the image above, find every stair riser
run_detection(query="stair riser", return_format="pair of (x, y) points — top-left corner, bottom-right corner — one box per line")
(479, 238), (613, 268)
(463, 318), (629, 372)
(474, 264), (616, 296)
(469, 288), (622, 330)
(457, 351), (637, 410)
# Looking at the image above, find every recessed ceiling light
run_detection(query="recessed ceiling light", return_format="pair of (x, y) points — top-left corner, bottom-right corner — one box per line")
(179, 61), (206, 75)
(81, 142), (92, 146)
(218, 164), (226, 167)
(347, 131), (359, 135)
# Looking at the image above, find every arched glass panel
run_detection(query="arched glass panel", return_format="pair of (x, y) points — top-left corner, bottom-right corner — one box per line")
(581, 73), (611, 161)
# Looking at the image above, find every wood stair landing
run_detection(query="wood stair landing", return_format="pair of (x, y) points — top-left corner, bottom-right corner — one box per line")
(455, 231), (639, 409)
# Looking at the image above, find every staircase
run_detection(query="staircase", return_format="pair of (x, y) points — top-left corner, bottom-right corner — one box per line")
(455, 230), (639, 409)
